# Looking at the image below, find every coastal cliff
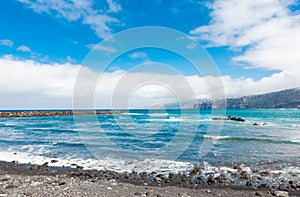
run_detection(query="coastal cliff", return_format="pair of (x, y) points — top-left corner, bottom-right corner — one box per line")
(166, 88), (300, 109)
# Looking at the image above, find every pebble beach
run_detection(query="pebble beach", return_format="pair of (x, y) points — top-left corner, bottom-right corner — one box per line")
(0, 161), (299, 197)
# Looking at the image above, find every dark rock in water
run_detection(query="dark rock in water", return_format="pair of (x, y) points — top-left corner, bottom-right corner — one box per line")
(278, 183), (289, 191)
(156, 174), (164, 178)
(220, 183), (230, 187)
(215, 174), (227, 183)
(246, 181), (253, 187)
(253, 122), (268, 126)
(259, 171), (270, 176)
(233, 166), (242, 171)
(215, 174), (227, 181)
(212, 116), (245, 122)
(150, 171), (156, 175)
(207, 176), (215, 185)
(195, 176), (204, 184)
(241, 172), (250, 180)
(140, 172), (147, 182)
(190, 167), (202, 175)
(228, 116), (245, 122)
(51, 160), (58, 163)
(257, 183), (268, 188)
(168, 173), (174, 179)
(169, 173), (182, 184)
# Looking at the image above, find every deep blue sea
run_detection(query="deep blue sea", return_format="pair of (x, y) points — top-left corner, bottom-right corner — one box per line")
(1, 109), (300, 181)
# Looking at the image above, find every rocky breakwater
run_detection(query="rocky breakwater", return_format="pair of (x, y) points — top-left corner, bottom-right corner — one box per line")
(0, 110), (123, 118)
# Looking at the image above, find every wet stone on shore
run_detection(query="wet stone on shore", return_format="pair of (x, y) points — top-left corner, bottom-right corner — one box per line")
(0, 161), (299, 196)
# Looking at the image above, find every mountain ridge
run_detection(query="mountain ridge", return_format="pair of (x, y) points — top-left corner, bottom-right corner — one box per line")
(165, 88), (300, 109)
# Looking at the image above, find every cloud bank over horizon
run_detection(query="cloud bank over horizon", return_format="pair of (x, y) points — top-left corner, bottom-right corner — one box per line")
(0, 55), (299, 109)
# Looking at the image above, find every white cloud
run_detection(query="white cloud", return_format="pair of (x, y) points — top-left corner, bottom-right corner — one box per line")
(17, 45), (31, 52)
(129, 52), (148, 60)
(0, 56), (80, 97)
(186, 42), (197, 50)
(0, 39), (14, 47)
(1, 56), (299, 109)
(83, 14), (119, 39)
(190, 0), (300, 74)
(18, 0), (122, 39)
(86, 44), (117, 53)
(106, 0), (122, 13)
(67, 55), (77, 63)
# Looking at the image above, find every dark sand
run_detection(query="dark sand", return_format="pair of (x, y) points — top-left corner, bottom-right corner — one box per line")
(0, 161), (298, 197)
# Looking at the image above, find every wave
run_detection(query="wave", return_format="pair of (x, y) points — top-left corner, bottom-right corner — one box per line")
(149, 113), (169, 117)
(202, 135), (300, 145)
(2, 149), (300, 188)
(203, 135), (230, 140)
(0, 150), (193, 174)
(290, 138), (300, 143)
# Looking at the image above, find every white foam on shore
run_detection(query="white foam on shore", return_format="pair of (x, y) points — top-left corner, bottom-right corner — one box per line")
(0, 150), (194, 174)
(2, 150), (300, 187)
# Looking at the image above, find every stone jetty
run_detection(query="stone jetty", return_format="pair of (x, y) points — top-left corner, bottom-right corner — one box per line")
(0, 110), (123, 118)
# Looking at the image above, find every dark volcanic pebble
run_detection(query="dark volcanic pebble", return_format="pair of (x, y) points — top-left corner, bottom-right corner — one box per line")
(255, 191), (262, 196)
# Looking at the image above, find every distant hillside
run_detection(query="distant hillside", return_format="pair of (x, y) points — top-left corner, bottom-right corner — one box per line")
(166, 88), (300, 109)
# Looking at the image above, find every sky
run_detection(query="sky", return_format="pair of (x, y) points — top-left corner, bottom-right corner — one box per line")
(0, 0), (300, 109)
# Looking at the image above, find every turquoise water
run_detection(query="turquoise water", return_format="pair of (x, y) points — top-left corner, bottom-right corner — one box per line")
(0, 109), (300, 174)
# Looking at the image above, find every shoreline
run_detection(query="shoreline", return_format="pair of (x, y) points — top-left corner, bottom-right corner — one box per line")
(0, 160), (299, 196)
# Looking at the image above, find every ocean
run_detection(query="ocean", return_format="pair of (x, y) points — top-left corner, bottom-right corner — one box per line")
(1, 109), (300, 186)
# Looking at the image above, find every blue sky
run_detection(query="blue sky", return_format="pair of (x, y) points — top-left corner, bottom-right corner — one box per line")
(0, 0), (299, 109)
(0, 0), (277, 78)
